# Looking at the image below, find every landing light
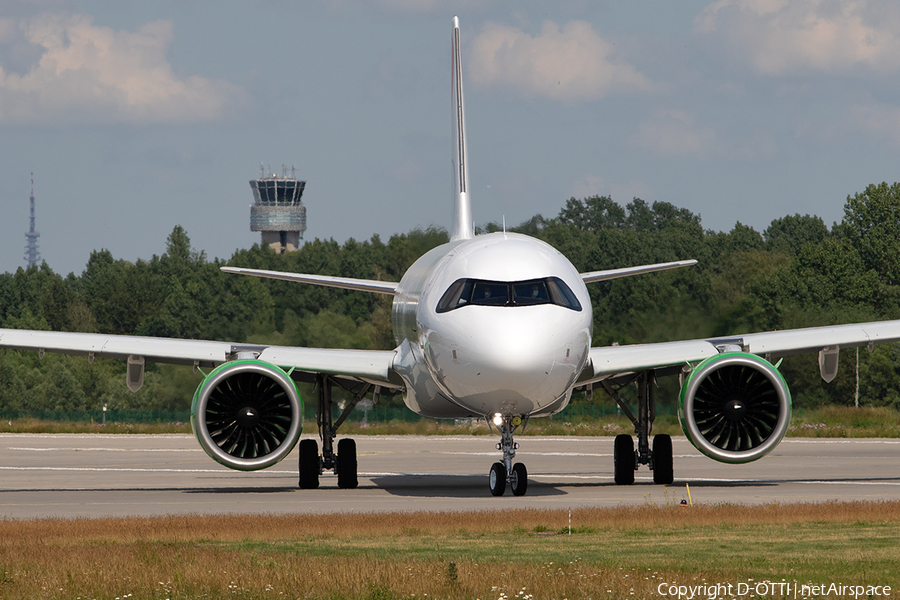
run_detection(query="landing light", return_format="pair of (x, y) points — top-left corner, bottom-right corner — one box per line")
(492, 413), (504, 426)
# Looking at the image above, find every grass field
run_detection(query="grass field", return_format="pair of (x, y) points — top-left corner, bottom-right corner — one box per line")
(0, 501), (897, 599)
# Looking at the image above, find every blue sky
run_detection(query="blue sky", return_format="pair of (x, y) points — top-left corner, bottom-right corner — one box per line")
(2, 0), (899, 276)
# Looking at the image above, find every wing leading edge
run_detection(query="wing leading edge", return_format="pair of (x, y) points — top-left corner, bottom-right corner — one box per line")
(581, 260), (697, 284)
(0, 328), (230, 367)
(220, 267), (398, 295)
(223, 256), (698, 292)
(0, 329), (400, 389)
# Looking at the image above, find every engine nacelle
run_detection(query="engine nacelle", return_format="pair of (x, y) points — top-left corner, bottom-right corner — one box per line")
(679, 352), (791, 464)
(191, 360), (303, 471)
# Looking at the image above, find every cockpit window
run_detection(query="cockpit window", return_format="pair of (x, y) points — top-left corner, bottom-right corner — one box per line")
(436, 277), (582, 312)
(472, 282), (509, 305)
(513, 280), (549, 305)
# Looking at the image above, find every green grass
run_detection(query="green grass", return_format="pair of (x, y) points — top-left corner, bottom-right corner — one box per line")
(222, 519), (900, 582)
(0, 503), (898, 598)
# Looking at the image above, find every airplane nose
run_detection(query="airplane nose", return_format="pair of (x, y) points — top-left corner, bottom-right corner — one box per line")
(425, 308), (589, 414)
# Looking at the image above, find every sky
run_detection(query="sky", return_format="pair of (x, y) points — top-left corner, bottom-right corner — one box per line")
(2, 0), (899, 276)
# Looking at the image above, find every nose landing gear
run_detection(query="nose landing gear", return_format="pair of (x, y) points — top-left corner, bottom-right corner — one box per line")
(488, 414), (529, 496)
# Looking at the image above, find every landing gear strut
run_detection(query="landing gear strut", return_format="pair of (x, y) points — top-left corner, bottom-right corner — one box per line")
(488, 415), (528, 496)
(600, 370), (674, 485)
(298, 374), (377, 490)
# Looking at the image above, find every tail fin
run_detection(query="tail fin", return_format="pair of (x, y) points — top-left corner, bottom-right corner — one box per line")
(451, 16), (474, 241)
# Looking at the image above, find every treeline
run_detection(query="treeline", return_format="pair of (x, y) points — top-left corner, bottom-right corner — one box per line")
(2, 182), (900, 415)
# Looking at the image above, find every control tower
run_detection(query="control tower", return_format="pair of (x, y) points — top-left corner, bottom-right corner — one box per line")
(250, 165), (307, 253)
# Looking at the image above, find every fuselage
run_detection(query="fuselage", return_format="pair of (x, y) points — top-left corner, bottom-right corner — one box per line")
(390, 232), (592, 419)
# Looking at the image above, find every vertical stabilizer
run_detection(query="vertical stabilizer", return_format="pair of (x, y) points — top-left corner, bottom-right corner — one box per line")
(451, 16), (474, 241)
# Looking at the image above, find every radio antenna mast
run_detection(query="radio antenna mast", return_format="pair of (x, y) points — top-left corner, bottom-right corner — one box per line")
(24, 173), (41, 268)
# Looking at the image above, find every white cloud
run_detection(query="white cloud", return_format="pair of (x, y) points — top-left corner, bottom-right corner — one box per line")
(0, 14), (244, 124)
(695, 0), (900, 74)
(631, 110), (718, 156)
(468, 20), (653, 101)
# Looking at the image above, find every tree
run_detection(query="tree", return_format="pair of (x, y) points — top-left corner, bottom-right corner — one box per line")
(764, 214), (829, 256)
(165, 225), (206, 264)
(558, 195), (625, 231)
(625, 198), (654, 232)
(836, 182), (900, 285)
(0, 356), (27, 410)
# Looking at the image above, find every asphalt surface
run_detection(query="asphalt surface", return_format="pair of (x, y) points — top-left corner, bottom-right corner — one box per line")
(1, 433), (898, 519)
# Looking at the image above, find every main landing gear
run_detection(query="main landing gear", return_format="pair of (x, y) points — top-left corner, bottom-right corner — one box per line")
(298, 374), (379, 490)
(487, 414), (529, 496)
(599, 370), (674, 485)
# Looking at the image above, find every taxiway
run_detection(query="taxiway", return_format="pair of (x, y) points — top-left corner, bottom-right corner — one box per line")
(1, 434), (898, 519)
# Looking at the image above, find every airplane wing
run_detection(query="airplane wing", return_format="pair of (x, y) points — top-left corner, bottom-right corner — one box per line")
(0, 266), (403, 394)
(580, 260), (697, 284)
(580, 318), (900, 383)
(225, 260), (698, 298)
(220, 267), (398, 295)
(0, 328), (231, 367)
(0, 328), (400, 389)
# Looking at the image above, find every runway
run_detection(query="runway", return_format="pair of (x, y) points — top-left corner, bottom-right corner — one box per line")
(1, 433), (898, 519)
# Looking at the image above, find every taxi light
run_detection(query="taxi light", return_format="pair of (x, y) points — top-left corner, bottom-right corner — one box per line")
(492, 413), (504, 426)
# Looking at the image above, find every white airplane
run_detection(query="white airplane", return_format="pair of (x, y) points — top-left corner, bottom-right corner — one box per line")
(3, 17), (900, 496)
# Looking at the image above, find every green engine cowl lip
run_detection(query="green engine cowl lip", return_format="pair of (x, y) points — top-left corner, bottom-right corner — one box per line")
(678, 352), (792, 464)
(191, 360), (303, 471)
